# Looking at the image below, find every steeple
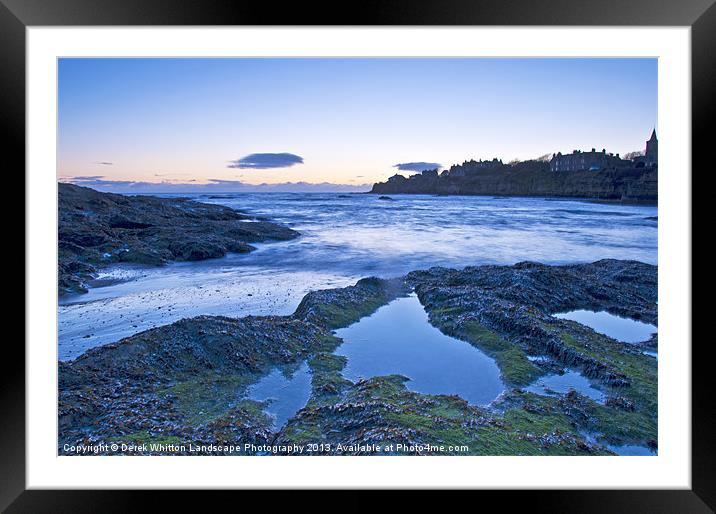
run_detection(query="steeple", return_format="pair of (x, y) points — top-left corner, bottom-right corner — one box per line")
(645, 128), (658, 166)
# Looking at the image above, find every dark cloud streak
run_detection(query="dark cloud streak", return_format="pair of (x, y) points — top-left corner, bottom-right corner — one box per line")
(393, 162), (441, 172)
(228, 153), (304, 170)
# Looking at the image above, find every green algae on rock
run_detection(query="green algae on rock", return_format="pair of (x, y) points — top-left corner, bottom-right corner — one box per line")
(59, 260), (657, 456)
(59, 276), (406, 454)
(407, 259), (657, 450)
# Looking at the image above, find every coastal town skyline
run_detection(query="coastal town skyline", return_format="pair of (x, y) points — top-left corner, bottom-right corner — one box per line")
(59, 57), (657, 192)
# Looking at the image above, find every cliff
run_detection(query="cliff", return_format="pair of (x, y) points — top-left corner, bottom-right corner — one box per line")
(370, 161), (657, 203)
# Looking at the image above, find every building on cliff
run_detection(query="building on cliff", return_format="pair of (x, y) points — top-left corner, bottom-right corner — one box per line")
(448, 158), (503, 177)
(638, 129), (658, 167)
(550, 148), (629, 172)
(628, 130), (659, 168)
(550, 130), (657, 172)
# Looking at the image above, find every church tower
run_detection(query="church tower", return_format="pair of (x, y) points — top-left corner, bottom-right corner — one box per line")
(645, 129), (658, 167)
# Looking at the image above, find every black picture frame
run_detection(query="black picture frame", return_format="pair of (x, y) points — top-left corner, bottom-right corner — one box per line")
(3, 0), (711, 510)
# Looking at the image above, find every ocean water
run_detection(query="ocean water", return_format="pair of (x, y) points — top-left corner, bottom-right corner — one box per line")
(58, 193), (657, 360)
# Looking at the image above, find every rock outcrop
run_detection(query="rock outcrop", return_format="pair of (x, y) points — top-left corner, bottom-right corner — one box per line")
(371, 161), (657, 203)
(59, 261), (657, 456)
(58, 183), (298, 295)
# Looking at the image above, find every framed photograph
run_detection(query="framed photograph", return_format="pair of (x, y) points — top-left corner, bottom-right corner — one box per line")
(6, 0), (712, 509)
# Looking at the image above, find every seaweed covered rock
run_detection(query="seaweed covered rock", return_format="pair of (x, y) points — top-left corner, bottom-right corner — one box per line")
(58, 314), (336, 453)
(275, 375), (611, 456)
(58, 277), (404, 454)
(407, 259), (657, 448)
(58, 183), (298, 295)
(407, 259), (656, 385)
(59, 261), (657, 455)
(294, 276), (409, 329)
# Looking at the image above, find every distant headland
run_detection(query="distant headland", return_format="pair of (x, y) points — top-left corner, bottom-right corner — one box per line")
(371, 131), (658, 204)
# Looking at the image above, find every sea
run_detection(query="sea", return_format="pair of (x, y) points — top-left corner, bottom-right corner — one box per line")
(58, 193), (657, 361)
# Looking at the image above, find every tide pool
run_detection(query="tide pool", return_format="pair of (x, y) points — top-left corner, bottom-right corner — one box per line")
(554, 309), (656, 343)
(334, 294), (505, 406)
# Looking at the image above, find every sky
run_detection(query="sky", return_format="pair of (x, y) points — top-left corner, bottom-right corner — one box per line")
(58, 58), (657, 192)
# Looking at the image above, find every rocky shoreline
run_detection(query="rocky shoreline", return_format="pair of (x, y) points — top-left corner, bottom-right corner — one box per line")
(58, 183), (298, 295)
(370, 164), (657, 204)
(59, 260), (657, 456)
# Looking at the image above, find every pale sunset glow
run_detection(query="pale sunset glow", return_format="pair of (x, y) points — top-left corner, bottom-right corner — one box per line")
(58, 58), (657, 192)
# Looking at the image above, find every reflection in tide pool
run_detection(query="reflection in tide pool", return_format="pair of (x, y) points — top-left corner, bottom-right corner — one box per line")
(526, 370), (606, 403)
(334, 294), (505, 406)
(246, 361), (312, 430)
(554, 309), (656, 343)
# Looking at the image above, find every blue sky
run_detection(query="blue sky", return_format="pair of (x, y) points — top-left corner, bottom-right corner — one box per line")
(58, 58), (657, 191)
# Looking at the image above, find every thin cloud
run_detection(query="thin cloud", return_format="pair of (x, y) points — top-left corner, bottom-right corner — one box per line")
(95, 161), (114, 166)
(67, 175), (104, 181)
(61, 176), (371, 193)
(393, 162), (441, 172)
(228, 153), (304, 169)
